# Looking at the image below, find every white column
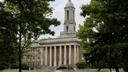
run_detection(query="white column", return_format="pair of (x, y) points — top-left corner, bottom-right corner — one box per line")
(64, 45), (67, 65)
(74, 45), (77, 64)
(77, 45), (80, 62)
(78, 46), (80, 62)
(76, 45), (78, 63)
(69, 45), (71, 64)
(45, 47), (47, 66)
(54, 46), (57, 66)
(43, 48), (45, 66)
(40, 48), (43, 65)
(50, 46), (52, 66)
(59, 46), (62, 66)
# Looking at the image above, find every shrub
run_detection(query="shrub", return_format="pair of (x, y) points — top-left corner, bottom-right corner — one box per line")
(76, 61), (87, 69)
(57, 66), (67, 70)
(0, 62), (8, 70)
(11, 64), (29, 70)
(21, 64), (29, 70)
(11, 64), (19, 69)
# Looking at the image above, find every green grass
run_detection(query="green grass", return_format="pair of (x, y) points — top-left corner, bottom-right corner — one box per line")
(0, 69), (124, 72)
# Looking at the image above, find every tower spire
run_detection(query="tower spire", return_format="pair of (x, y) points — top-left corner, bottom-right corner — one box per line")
(69, 0), (71, 2)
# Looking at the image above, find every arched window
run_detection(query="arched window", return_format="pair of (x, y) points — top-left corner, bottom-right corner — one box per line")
(67, 10), (69, 20)
(66, 26), (68, 32)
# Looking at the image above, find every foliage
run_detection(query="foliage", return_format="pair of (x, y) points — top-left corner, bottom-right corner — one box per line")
(0, 2), (18, 70)
(0, 0), (60, 71)
(78, 0), (128, 72)
(76, 61), (87, 69)
(21, 64), (29, 70)
(11, 64), (29, 70)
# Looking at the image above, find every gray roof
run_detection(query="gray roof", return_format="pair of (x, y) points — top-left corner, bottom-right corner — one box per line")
(40, 37), (80, 44)
(65, 0), (74, 8)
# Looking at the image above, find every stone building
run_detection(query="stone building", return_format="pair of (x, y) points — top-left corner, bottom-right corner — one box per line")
(23, 0), (82, 68)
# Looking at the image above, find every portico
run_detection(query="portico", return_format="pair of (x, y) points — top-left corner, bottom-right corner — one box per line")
(40, 39), (81, 67)
(39, 0), (81, 67)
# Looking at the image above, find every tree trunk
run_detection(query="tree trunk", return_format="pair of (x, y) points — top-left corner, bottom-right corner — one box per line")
(123, 68), (128, 72)
(123, 66), (128, 72)
(19, 27), (22, 72)
(115, 67), (119, 72)
(109, 68), (112, 72)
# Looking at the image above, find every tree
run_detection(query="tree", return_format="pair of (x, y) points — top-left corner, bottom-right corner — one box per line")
(0, 2), (18, 70)
(78, 0), (128, 72)
(0, 0), (60, 72)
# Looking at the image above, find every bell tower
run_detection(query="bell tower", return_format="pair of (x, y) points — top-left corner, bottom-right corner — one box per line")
(64, 0), (76, 32)
(60, 0), (76, 38)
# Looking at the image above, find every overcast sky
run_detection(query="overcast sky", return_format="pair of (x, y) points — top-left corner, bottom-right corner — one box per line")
(40, 0), (91, 39)
(0, 0), (91, 39)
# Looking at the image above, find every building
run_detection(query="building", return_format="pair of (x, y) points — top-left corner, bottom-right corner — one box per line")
(23, 0), (82, 68)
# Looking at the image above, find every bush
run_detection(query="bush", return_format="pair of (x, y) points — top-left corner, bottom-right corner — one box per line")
(57, 66), (73, 70)
(21, 64), (29, 70)
(0, 63), (8, 70)
(11, 64), (29, 70)
(11, 64), (19, 69)
(76, 61), (87, 69)
(57, 66), (67, 70)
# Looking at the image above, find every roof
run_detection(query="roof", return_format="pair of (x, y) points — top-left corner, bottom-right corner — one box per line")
(39, 37), (80, 45)
(65, 0), (74, 8)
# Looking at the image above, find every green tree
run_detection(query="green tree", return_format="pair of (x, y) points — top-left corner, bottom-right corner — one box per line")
(0, 0), (60, 72)
(78, 0), (128, 72)
(0, 2), (18, 70)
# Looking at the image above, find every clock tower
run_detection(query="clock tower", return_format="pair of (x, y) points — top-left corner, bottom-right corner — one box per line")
(60, 0), (76, 38)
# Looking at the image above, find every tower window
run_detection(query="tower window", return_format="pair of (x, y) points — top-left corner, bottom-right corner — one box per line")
(73, 10), (74, 20)
(66, 26), (68, 32)
(74, 26), (75, 31)
(67, 10), (69, 20)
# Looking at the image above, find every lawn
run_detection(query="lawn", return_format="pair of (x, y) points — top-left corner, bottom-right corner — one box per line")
(0, 69), (124, 72)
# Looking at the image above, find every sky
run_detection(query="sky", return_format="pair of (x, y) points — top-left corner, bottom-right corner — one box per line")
(0, 0), (91, 39)
(40, 0), (91, 39)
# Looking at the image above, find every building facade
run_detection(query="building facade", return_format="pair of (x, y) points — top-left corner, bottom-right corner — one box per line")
(23, 0), (82, 68)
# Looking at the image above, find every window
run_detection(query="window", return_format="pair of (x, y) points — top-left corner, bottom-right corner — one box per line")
(74, 26), (75, 31)
(73, 10), (74, 20)
(66, 26), (68, 32)
(67, 10), (69, 20)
